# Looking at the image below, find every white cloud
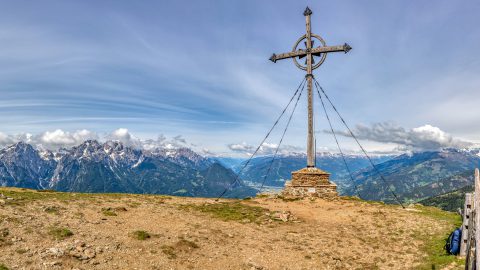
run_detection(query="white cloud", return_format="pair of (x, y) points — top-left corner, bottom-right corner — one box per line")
(331, 122), (474, 151)
(107, 128), (140, 148)
(228, 141), (303, 156)
(38, 129), (98, 149)
(201, 148), (215, 156)
(0, 129), (98, 149)
(0, 132), (16, 146)
(173, 135), (187, 144)
(141, 135), (166, 151)
(0, 128), (192, 152)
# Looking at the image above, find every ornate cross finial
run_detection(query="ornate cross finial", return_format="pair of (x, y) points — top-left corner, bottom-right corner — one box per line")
(303, 7), (312, 16)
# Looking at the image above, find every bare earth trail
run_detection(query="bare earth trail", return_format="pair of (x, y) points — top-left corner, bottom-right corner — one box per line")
(0, 188), (463, 270)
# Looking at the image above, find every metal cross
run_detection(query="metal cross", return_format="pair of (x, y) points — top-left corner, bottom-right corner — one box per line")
(270, 6), (351, 168)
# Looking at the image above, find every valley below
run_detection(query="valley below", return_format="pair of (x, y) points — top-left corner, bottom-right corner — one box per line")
(0, 187), (464, 270)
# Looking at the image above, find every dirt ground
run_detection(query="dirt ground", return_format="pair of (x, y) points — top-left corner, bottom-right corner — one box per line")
(0, 188), (462, 270)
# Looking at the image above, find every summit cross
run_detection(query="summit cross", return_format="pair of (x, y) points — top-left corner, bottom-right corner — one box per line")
(270, 6), (351, 168)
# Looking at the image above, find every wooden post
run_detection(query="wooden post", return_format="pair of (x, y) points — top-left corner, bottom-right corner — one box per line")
(475, 168), (480, 270)
(461, 193), (473, 256)
(304, 8), (315, 168)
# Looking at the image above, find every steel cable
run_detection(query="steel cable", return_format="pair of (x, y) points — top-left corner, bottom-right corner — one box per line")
(259, 79), (306, 191)
(313, 78), (405, 208)
(216, 78), (307, 200)
(314, 80), (361, 198)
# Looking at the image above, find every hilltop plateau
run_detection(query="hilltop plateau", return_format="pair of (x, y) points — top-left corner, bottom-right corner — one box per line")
(0, 188), (464, 270)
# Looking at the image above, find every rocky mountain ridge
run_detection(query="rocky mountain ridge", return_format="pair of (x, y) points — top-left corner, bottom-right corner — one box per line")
(345, 148), (480, 203)
(0, 141), (255, 198)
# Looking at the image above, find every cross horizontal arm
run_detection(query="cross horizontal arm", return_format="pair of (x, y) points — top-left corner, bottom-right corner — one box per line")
(270, 43), (352, 63)
(311, 43), (352, 55)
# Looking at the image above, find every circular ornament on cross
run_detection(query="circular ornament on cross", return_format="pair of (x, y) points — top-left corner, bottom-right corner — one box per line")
(292, 34), (327, 71)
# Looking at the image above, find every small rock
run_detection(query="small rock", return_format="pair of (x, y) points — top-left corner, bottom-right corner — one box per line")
(241, 218), (251, 223)
(69, 250), (82, 259)
(272, 211), (291, 222)
(74, 240), (86, 252)
(279, 211), (290, 222)
(46, 247), (64, 258)
(246, 260), (264, 270)
(84, 248), (96, 259)
(11, 236), (23, 242)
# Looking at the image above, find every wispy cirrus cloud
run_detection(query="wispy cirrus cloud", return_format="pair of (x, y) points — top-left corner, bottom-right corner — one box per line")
(0, 1), (479, 154)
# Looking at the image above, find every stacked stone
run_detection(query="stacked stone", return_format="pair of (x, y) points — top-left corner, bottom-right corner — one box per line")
(282, 167), (337, 198)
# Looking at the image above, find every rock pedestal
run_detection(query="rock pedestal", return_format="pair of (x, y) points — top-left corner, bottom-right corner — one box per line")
(281, 167), (337, 198)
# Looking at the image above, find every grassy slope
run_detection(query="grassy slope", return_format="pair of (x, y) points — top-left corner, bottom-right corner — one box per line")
(419, 185), (474, 212)
(413, 204), (464, 269)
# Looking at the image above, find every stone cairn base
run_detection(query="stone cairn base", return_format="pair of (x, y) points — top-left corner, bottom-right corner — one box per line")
(281, 167), (338, 199)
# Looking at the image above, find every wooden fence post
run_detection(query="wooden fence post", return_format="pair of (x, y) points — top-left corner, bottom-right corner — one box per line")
(461, 192), (473, 256)
(475, 168), (480, 270)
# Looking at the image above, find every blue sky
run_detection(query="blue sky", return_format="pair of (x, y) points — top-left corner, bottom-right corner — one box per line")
(0, 0), (479, 155)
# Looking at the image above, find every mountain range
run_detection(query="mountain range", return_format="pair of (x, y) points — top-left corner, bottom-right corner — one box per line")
(234, 149), (480, 205)
(1, 140), (479, 207)
(345, 149), (480, 203)
(235, 153), (392, 192)
(0, 141), (255, 198)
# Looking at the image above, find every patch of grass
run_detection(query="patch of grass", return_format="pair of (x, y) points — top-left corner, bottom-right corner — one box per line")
(413, 205), (465, 269)
(276, 195), (302, 202)
(132, 230), (150, 240)
(175, 239), (199, 251)
(179, 202), (274, 224)
(1, 216), (20, 224)
(0, 228), (12, 247)
(128, 202), (141, 208)
(73, 212), (84, 219)
(341, 196), (388, 206)
(101, 209), (117, 216)
(0, 187), (129, 204)
(161, 245), (176, 259)
(15, 248), (27, 254)
(48, 227), (73, 240)
(341, 196), (363, 201)
(0, 264), (9, 270)
(43, 206), (60, 215)
(0, 228), (9, 238)
(161, 239), (199, 259)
